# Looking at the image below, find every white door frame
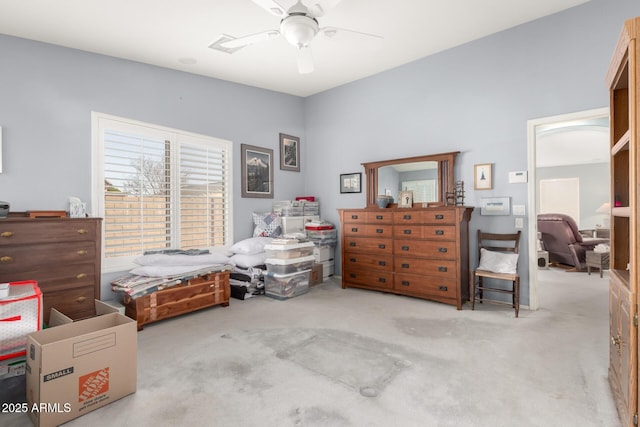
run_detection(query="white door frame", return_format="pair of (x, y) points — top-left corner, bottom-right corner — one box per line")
(526, 107), (609, 310)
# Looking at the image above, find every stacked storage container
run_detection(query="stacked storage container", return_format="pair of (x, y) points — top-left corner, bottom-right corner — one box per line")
(305, 221), (337, 279)
(264, 241), (315, 299)
(272, 200), (320, 236)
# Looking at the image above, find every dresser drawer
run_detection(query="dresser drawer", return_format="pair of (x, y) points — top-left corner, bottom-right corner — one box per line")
(344, 268), (393, 290)
(0, 242), (97, 273)
(0, 262), (96, 293)
(344, 237), (392, 254)
(344, 224), (392, 237)
(0, 219), (98, 246)
(45, 285), (97, 323)
(394, 240), (456, 259)
(393, 211), (423, 224)
(343, 211), (367, 223)
(394, 274), (458, 299)
(394, 225), (457, 241)
(343, 252), (392, 271)
(394, 257), (458, 278)
(422, 209), (457, 224)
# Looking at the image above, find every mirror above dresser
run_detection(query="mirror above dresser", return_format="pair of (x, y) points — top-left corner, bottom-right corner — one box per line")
(362, 151), (459, 207)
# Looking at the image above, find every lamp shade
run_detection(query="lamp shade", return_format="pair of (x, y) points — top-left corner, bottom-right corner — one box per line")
(596, 202), (611, 214)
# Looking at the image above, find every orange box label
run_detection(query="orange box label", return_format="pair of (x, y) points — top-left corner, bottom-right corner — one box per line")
(78, 368), (109, 402)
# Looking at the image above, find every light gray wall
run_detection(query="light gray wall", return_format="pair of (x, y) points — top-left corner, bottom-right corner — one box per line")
(0, 35), (305, 239)
(537, 162), (610, 230)
(303, 0), (640, 305)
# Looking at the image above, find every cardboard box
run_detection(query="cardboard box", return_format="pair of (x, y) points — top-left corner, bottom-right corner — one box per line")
(310, 263), (323, 286)
(25, 302), (137, 427)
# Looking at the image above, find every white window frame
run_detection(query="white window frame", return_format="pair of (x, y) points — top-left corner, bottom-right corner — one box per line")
(91, 112), (233, 273)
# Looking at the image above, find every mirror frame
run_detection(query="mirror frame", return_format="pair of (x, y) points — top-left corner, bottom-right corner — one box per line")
(362, 151), (459, 207)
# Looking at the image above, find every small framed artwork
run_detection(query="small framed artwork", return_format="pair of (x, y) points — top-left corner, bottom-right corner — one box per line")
(480, 197), (511, 215)
(279, 133), (300, 172)
(241, 144), (274, 198)
(398, 190), (413, 208)
(340, 173), (361, 193)
(474, 163), (493, 190)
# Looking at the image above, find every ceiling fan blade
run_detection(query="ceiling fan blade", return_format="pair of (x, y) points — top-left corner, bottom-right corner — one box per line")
(218, 30), (280, 50)
(320, 26), (383, 41)
(251, 0), (287, 17)
(297, 46), (314, 74)
(306, 0), (344, 18)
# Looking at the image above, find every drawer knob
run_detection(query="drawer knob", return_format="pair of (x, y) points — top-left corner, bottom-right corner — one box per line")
(76, 273), (87, 279)
(438, 266), (448, 272)
(378, 261), (386, 266)
(401, 263), (409, 269)
(438, 286), (448, 291)
(349, 273), (356, 278)
(376, 229), (383, 234)
(439, 247), (448, 253)
(77, 228), (88, 234)
(435, 214), (444, 220)
(435, 230), (444, 235)
(403, 229), (411, 234)
(75, 296), (87, 303)
(350, 242), (356, 247)
(77, 250), (88, 256)
(351, 227), (358, 232)
(401, 280), (410, 286)
(350, 258), (356, 262)
(403, 215), (411, 220)
(378, 244), (386, 249)
(378, 277), (386, 283)
(375, 215), (383, 220)
(351, 215), (359, 220)
(0, 231), (13, 238)
(0, 256), (13, 263)
(401, 246), (409, 251)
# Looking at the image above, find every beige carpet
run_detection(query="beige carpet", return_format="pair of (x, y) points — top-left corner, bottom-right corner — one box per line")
(3, 267), (620, 426)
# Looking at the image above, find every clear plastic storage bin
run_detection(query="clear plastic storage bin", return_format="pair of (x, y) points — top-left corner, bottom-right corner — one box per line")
(265, 255), (315, 274)
(265, 269), (311, 299)
(264, 241), (315, 259)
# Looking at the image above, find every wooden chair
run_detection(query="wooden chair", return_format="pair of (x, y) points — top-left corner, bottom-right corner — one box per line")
(471, 230), (521, 317)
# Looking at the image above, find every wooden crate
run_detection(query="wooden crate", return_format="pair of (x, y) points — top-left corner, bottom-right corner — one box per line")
(122, 271), (230, 330)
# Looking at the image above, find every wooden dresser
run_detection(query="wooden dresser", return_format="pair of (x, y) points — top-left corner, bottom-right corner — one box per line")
(339, 206), (473, 309)
(0, 214), (102, 324)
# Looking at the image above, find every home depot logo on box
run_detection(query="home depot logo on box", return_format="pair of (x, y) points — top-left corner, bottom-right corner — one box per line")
(78, 368), (109, 402)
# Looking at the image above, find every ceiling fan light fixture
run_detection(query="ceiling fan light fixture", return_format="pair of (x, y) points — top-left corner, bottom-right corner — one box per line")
(280, 15), (319, 48)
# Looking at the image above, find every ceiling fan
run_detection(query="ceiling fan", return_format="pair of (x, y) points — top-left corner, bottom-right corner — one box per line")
(209, 0), (381, 74)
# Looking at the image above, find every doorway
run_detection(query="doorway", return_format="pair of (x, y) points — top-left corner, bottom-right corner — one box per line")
(526, 107), (610, 310)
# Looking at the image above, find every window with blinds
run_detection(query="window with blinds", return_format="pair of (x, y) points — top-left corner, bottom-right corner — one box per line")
(93, 113), (232, 272)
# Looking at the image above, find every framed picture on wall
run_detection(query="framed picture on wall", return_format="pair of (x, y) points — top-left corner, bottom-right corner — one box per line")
(241, 144), (274, 198)
(340, 173), (361, 193)
(474, 163), (493, 190)
(279, 133), (300, 172)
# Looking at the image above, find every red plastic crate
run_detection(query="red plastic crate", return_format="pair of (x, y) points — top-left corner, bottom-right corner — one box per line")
(0, 281), (42, 361)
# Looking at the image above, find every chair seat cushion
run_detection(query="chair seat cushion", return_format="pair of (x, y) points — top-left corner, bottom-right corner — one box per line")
(478, 248), (519, 274)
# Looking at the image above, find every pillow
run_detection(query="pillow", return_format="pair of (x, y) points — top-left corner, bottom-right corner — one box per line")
(230, 237), (274, 255)
(229, 252), (267, 268)
(134, 253), (230, 266)
(478, 248), (519, 274)
(252, 212), (282, 237)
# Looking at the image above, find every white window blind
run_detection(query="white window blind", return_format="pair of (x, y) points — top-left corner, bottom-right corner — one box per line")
(93, 113), (232, 272)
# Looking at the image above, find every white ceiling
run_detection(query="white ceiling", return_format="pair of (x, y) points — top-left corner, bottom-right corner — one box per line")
(0, 0), (590, 97)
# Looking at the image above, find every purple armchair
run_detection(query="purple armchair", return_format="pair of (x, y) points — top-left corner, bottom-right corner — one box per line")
(537, 213), (609, 270)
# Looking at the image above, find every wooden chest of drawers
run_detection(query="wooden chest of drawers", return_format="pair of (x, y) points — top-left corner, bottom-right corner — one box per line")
(339, 206), (473, 309)
(0, 214), (102, 324)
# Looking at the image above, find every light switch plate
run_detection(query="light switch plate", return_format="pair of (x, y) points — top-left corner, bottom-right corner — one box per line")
(515, 217), (524, 229)
(512, 204), (526, 216)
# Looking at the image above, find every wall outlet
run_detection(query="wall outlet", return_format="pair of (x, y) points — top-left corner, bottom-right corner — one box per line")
(515, 217), (524, 229)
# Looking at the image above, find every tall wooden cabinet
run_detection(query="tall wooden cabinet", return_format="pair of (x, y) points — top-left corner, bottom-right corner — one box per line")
(338, 206), (473, 309)
(0, 214), (102, 324)
(606, 16), (640, 427)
